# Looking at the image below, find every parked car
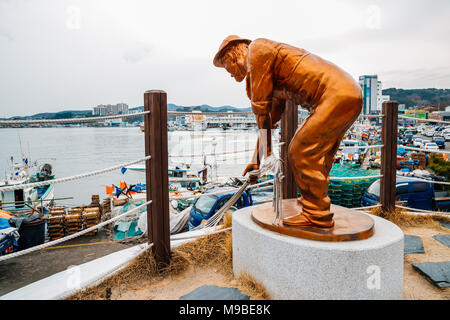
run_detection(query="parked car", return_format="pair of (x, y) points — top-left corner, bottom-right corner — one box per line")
(424, 142), (439, 151)
(425, 128), (435, 137)
(432, 136), (446, 149)
(413, 138), (423, 147)
(402, 133), (414, 145)
(188, 187), (254, 229)
(417, 126), (426, 134)
(405, 129), (418, 136)
(445, 133), (450, 142)
(434, 127), (445, 137)
(362, 178), (450, 211)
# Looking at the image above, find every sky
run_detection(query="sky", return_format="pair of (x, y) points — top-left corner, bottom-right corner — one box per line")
(0, 0), (449, 117)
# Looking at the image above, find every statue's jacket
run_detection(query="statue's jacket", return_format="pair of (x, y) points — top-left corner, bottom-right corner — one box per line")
(245, 38), (362, 116)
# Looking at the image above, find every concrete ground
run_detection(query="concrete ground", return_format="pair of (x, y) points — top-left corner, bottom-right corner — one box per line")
(0, 229), (137, 296)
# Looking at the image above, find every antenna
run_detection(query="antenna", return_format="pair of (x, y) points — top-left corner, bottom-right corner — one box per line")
(17, 131), (24, 158)
(28, 141), (31, 165)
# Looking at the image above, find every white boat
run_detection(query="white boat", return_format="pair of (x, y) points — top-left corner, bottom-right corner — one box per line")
(0, 157), (55, 214)
(125, 163), (207, 188)
(336, 139), (369, 164)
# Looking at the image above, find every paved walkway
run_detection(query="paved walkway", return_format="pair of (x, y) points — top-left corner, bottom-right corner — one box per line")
(0, 230), (137, 296)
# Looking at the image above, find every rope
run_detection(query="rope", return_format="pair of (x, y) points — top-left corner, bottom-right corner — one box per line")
(340, 145), (383, 150)
(330, 174), (383, 180)
(169, 148), (254, 158)
(398, 115), (450, 125)
(168, 111), (253, 116)
(248, 185), (273, 192)
(168, 142), (283, 158)
(395, 205), (449, 216)
(352, 204), (382, 210)
(0, 156), (151, 192)
(396, 175), (450, 185)
(0, 111), (150, 125)
(397, 145), (450, 155)
(216, 155), (253, 162)
(0, 200), (152, 262)
(360, 114), (384, 118)
(170, 226), (232, 241)
(168, 179), (274, 200)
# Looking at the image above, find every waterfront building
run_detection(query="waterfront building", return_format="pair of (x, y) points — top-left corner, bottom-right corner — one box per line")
(359, 75), (390, 114)
(93, 103), (129, 116)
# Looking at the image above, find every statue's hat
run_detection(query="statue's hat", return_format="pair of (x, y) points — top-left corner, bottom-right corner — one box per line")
(213, 35), (251, 68)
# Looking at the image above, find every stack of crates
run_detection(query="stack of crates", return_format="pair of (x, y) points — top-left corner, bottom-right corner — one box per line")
(328, 180), (342, 206)
(328, 164), (380, 208)
(82, 207), (101, 236)
(339, 181), (354, 208)
(65, 208), (83, 235)
(48, 206), (66, 241)
(411, 152), (426, 169)
(432, 153), (444, 161)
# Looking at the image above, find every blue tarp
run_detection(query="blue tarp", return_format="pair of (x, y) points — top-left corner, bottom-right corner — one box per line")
(432, 234), (450, 248)
(113, 220), (142, 240)
(397, 148), (407, 156)
(0, 217), (11, 230)
(179, 285), (250, 300)
(404, 235), (425, 254)
(412, 261), (450, 288)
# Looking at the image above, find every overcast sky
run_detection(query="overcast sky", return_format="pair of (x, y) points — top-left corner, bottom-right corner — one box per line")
(0, 0), (449, 117)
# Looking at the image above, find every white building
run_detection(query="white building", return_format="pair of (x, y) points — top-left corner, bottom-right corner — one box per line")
(93, 103), (129, 116)
(359, 75), (390, 114)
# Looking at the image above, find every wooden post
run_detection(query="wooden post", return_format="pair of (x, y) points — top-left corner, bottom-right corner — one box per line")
(281, 100), (298, 199)
(380, 101), (398, 213)
(144, 90), (170, 265)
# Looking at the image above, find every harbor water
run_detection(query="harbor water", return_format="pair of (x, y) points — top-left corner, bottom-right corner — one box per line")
(0, 127), (269, 206)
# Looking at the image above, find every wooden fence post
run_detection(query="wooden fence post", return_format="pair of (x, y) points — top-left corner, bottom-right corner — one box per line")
(380, 101), (398, 213)
(281, 100), (298, 199)
(144, 90), (170, 265)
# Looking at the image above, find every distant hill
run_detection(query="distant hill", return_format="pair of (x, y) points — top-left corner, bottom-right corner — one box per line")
(4, 110), (93, 121)
(127, 104), (251, 122)
(382, 88), (450, 110)
(2, 104), (251, 121)
(130, 104), (251, 113)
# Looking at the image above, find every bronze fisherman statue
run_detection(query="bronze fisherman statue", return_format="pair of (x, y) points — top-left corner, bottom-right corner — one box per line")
(213, 35), (363, 229)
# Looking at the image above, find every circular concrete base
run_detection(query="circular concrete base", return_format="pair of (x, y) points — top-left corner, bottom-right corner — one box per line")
(252, 200), (375, 241)
(233, 205), (404, 300)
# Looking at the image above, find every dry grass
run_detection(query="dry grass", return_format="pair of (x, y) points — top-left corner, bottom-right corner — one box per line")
(235, 273), (271, 300)
(67, 247), (191, 300)
(368, 203), (450, 230)
(67, 213), (270, 300)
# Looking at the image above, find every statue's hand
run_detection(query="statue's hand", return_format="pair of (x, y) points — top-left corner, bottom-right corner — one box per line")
(243, 163), (260, 184)
(243, 163), (259, 176)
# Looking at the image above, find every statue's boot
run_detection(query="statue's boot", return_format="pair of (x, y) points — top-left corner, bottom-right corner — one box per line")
(283, 211), (334, 228)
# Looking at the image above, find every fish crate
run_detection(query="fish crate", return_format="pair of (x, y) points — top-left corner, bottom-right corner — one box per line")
(65, 208), (83, 235)
(82, 207), (100, 236)
(48, 214), (65, 241)
(48, 206), (66, 240)
(431, 153), (444, 161)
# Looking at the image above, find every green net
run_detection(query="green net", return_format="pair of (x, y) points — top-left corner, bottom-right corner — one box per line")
(328, 164), (380, 208)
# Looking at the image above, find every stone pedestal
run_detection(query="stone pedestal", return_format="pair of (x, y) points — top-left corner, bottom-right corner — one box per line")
(232, 204), (404, 300)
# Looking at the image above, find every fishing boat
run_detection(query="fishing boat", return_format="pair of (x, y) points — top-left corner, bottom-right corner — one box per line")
(125, 163), (207, 188)
(0, 157), (55, 214)
(336, 139), (369, 165)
